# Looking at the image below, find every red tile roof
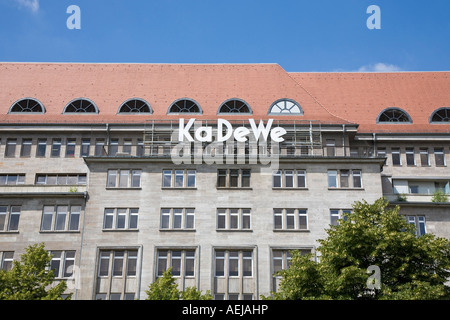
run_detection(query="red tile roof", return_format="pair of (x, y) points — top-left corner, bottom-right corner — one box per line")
(0, 63), (449, 134)
(290, 71), (450, 134)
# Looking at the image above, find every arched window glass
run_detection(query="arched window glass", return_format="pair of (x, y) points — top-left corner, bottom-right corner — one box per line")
(377, 108), (412, 123)
(430, 108), (450, 123)
(218, 99), (251, 114)
(9, 98), (45, 113)
(118, 99), (152, 114)
(168, 99), (202, 114)
(269, 99), (303, 115)
(63, 99), (98, 113)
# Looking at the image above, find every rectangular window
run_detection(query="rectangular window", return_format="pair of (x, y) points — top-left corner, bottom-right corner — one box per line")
(51, 139), (62, 157)
(241, 169), (251, 188)
(123, 139), (132, 155)
(69, 206), (81, 231)
(340, 170), (349, 188)
(272, 170), (307, 188)
(273, 209), (283, 230)
(1, 252), (14, 271)
(298, 209), (308, 230)
(229, 169), (239, 187)
(160, 208), (195, 230)
(273, 170), (282, 188)
(50, 250), (76, 278)
(174, 170), (184, 187)
(109, 139), (119, 156)
(35, 174), (86, 185)
(156, 249), (196, 278)
(407, 216), (426, 236)
(330, 209), (352, 225)
(107, 169), (141, 188)
(113, 251), (124, 276)
(136, 139), (144, 157)
(65, 139), (76, 158)
(328, 170), (338, 188)
(36, 139), (47, 157)
(218, 169), (227, 187)
(0, 206), (19, 232)
(228, 251), (239, 276)
(215, 251), (225, 277)
(103, 208), (139, 230)
(0, 174), (25, 185)
(330, 209), (340, 226)
(434, 148), (445, 166)
(406, 148), (415, 166)
(5, 139), (17, 157)
(272, 250), (309, 276)
(162, 169), (196, 188)
(328, 170), (362, 188)
(216, 208), (251, 231)
(217, 169), (251, 188)
(162, 170), (172, 187)
(7, 206), (20, 231)
(127, 250), (138, 276)
(95, 139), (106, 156)
(20, 139), (32, 157)
(214, 250), (253, 278)
(297, 170), (306, 188)
(392, 148), (401, 166)
(326, 139), (336, 157)
(40, 205), (81, 231)
(377, 147), (386, 158)
(0, 206), (7, 231)
(98, 250), (138, 279)
(273, 209), (308, 230)
(99, 251), (110, 277)
(352, 170), (362, 188)
(81, 139), (91, 157)
(420, 148), (429, 166)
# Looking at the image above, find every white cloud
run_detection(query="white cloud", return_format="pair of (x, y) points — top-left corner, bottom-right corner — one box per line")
(357, 63), (402, 72)
(14, 0), (39, 13)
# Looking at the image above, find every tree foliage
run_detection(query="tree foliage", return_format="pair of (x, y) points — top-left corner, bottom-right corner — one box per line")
(145, 267), (212, 300)
(264, 198), (450, 300)
(0, 243), (69, 300)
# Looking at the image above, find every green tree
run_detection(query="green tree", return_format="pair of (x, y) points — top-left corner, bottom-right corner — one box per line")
(264, 198), (450, 300)
(432, 190), (448, 203)
(0, 243), (69, 300)
(145, 267), (212, 300)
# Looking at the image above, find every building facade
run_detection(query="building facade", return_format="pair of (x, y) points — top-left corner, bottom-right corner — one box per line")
(0, 63), (449, 300)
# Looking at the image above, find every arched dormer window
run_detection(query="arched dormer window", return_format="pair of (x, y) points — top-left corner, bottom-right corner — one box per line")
(430, 108), (450, 123)
(218, 99), (252, 114)
(63, 98), (98, 114)
(118, 98), (152, 114)
(9, 98), (45, 114)
(268, 99), (303, 115)
(377, 108), (412, 123)
(168, 99), (202, 114)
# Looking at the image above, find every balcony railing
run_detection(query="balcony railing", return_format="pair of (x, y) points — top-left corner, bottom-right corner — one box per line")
(86, 142), (378, 159)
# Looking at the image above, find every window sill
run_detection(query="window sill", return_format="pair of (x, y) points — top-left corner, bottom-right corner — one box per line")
(105, 187), (142, 190)
(159, 229), (196, 232)
(216, 187), (253, 190)
(328, 187), (365, 191)
(216, 229), (253, 232)
(102, 229), (139, 232)
(0, 231), (19, 234)
(273, 229), (310, 233)
(40, 230), (80, 234)
(272, 187), (308, 190)
(161, 187), (197, 190)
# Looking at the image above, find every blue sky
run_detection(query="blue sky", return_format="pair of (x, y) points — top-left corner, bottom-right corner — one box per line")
(0, 0), (449, 72)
